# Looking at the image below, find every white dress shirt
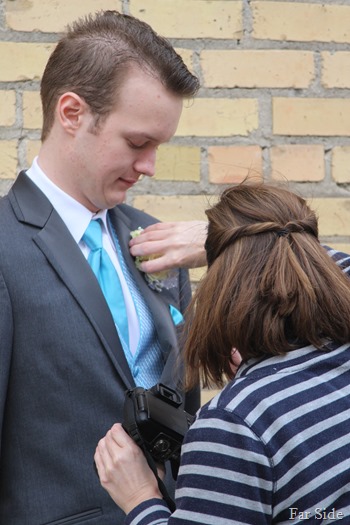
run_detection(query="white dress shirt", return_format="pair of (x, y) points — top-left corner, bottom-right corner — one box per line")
(26, 157), (140, 354)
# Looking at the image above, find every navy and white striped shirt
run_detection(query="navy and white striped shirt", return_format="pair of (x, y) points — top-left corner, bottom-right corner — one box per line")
(126, 248), (350, 525)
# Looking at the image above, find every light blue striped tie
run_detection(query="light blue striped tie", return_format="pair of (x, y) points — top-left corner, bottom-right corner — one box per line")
(83, 219), (129, 348)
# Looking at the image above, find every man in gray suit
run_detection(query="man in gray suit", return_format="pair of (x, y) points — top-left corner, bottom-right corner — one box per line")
(0, 10), (200, 525)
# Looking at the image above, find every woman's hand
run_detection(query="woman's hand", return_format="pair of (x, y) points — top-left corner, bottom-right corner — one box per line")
(94, 423), (162, 514)
(129, 221), (208, 273)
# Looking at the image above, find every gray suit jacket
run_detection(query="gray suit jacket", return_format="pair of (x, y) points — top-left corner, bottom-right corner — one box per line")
(0, 172), (199, 525)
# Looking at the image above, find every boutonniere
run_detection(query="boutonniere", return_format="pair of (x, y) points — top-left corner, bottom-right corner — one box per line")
(130, 227), (177, 292)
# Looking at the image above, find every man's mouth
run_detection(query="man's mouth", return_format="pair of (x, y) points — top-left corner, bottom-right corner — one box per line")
(119, 177), (139, 187)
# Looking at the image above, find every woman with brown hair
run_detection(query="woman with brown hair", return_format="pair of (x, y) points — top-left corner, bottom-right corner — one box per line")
(95, 182), (350, 524)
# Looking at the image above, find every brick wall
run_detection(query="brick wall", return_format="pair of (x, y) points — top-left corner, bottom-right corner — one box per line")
(1, 0), (350, 268)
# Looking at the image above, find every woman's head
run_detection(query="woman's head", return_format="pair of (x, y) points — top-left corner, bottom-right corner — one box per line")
(184, 182), (350, 389)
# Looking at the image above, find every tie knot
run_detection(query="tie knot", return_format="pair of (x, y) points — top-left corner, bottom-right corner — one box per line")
(83, 220), (103, 251)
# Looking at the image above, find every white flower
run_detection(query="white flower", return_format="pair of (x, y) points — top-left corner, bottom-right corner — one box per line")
(130, 227), (177, 292)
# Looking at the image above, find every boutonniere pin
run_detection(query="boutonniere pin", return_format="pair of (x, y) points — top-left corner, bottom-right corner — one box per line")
(130, 227), (177, 292)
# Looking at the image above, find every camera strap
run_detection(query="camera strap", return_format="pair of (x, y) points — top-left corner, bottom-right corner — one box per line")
(141, 445), (176, 513)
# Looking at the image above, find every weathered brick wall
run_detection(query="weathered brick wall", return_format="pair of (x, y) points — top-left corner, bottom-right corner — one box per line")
(1, 0), (350, 270)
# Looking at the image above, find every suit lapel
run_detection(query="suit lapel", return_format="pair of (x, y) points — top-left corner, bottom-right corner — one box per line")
(10, 172), (135, 387)
(108, 207), (178, 360)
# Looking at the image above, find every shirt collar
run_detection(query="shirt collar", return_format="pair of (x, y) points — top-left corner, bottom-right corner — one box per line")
(26, 157), (107, 243)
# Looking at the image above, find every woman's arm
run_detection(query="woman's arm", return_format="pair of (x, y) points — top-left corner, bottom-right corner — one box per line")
(95, 405), (273, 525)
(129, 221), (207, 273)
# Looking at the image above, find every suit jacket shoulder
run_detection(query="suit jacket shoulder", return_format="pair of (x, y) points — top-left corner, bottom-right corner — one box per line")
(116, 202), (160, 228)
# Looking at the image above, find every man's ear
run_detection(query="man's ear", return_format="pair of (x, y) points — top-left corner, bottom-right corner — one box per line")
(56, 92), (87, 135)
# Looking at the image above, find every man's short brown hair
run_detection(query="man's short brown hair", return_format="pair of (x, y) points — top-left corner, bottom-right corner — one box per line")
(40, 10), (199, 141)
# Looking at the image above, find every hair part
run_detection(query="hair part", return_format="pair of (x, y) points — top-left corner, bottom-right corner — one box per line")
(40, 10), (199, 141)
(184, 182), (350, 390)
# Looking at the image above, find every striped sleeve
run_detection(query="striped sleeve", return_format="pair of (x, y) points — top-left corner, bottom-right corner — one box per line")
(323, 245), (350, 275)
(173, 409), (273, 524)
(126, 499), (171, 525)
(126, 407), (273, 525)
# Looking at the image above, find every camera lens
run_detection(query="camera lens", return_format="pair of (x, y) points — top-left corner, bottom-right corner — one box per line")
(152, 438), (170, 455)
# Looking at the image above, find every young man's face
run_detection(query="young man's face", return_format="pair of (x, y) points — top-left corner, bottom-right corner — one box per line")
(69, 68), (183, 212)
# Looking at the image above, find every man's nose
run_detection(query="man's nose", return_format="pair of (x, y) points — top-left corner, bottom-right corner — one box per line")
(134, 148), (157, 178)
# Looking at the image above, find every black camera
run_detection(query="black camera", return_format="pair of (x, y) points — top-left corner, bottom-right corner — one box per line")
(122, 383), (194, 475)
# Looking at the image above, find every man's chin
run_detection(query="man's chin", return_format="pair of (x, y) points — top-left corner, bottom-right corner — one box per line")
(106, 190), (127, 208)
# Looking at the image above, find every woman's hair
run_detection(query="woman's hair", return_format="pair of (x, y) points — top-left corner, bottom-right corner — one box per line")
(40, 10), (199, 141)
(184, 182), (350, 389)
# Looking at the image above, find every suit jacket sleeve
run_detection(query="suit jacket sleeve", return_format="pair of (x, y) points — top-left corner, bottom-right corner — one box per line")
(0, 269), (13, 452)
